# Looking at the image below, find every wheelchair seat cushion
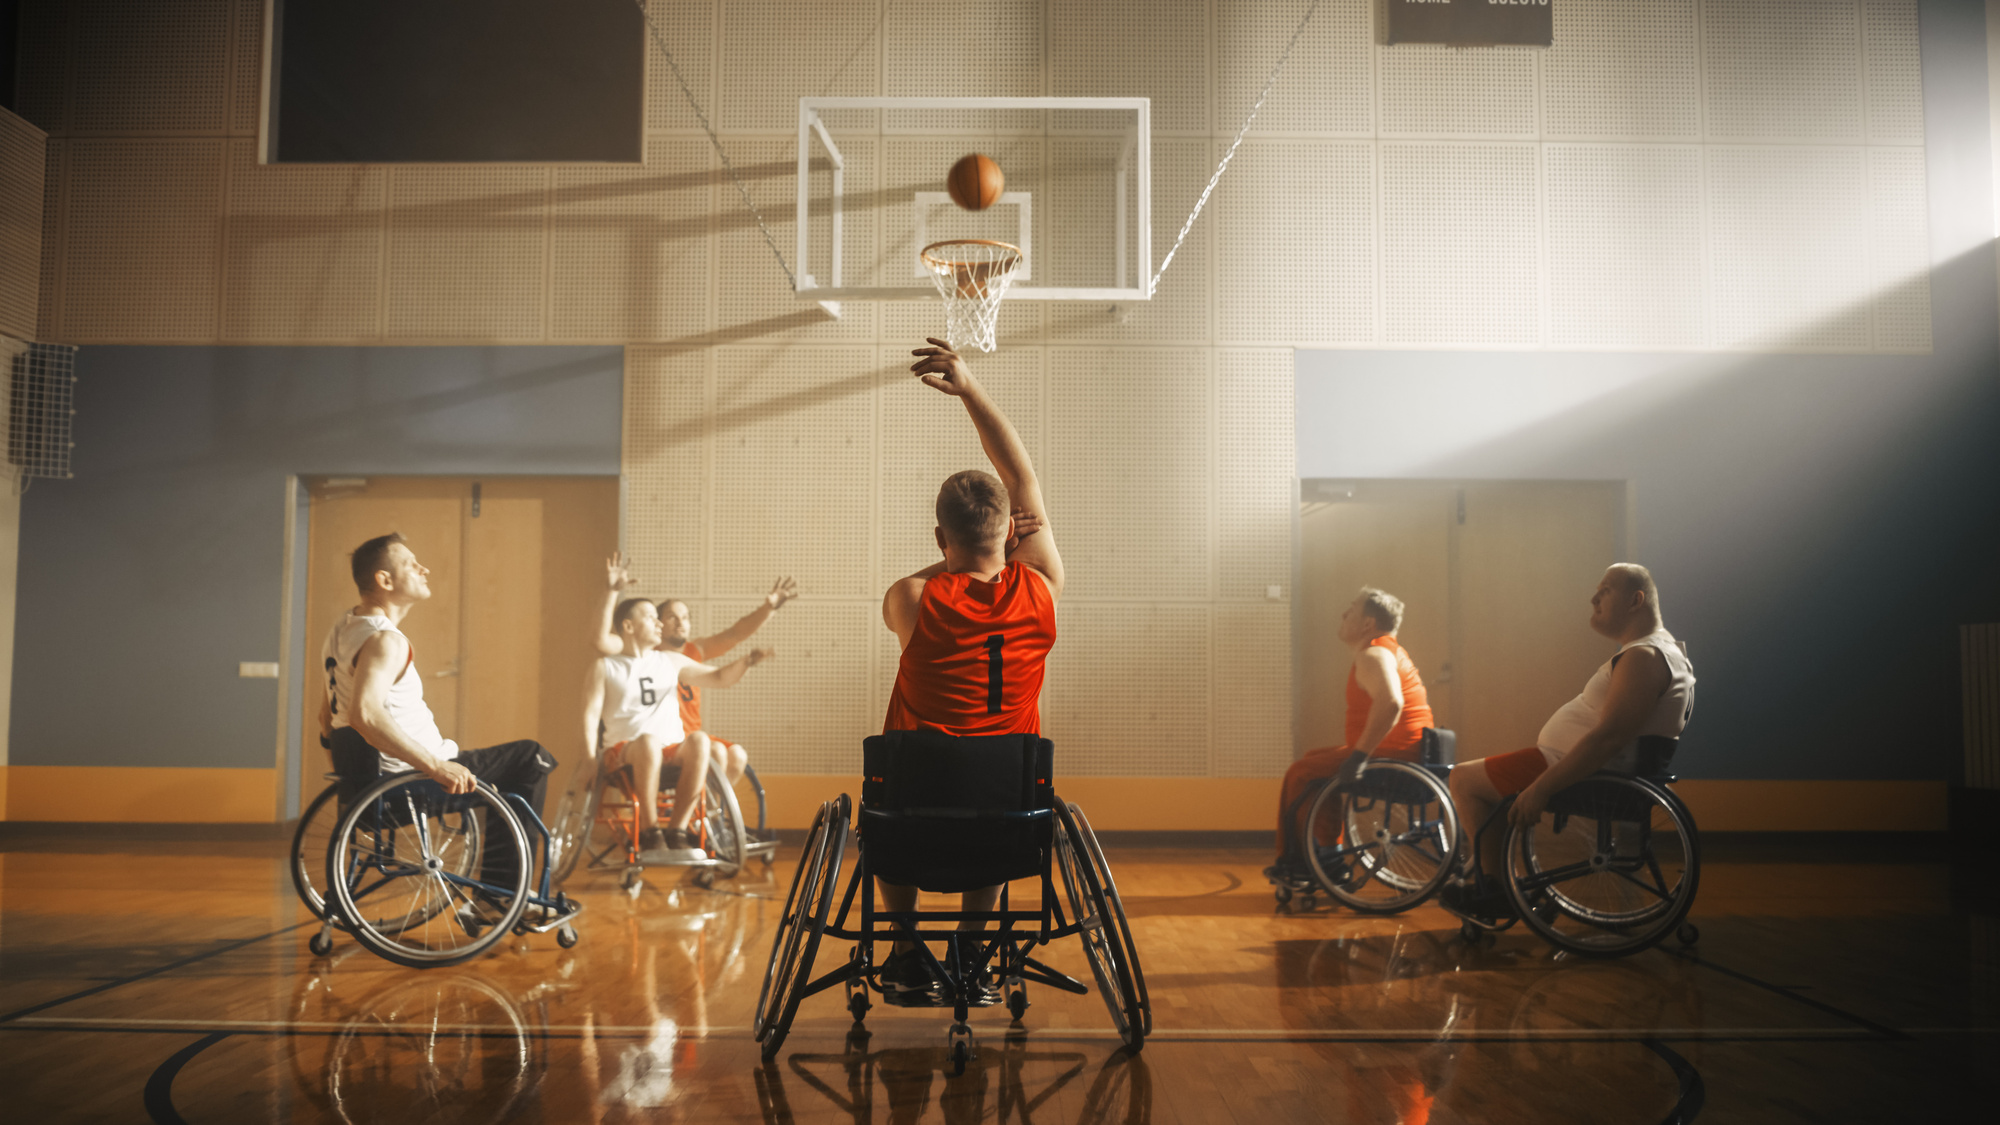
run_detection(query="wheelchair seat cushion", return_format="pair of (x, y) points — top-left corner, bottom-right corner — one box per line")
(861, 730), (1055, 894)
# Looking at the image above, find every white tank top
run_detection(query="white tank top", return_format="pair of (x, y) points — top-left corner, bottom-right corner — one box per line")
(599, 650), (700, 747)
(1536, 628), (1695, 771)
(323, 610), (457, 773)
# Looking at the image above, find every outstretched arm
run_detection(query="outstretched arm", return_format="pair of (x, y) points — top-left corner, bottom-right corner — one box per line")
(694, 577), (799, 659)
(591, 552), (636, 657)
(680, 648), (775, 691)
(909, 339), (1065, 598)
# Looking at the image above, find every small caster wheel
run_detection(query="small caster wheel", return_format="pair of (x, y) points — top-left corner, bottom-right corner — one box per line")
(557, 923), (580, 949)
(950, 1039), (970, 1076)
(1006, 990), (1028, 1021)
(1299, 893), (1316, 911)
(1460, 920), (1481, 944)
(1273, 884), (1292, 905)
(309, 932), (334, 956)
(1676, 922), (1700, 947)
(848, 990), (872, 1022)
(692, 868), (716, 890)
(761, 853), (775, 869)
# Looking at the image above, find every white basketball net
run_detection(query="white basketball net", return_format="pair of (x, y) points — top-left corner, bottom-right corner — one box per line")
(921, 240), (1023, 353)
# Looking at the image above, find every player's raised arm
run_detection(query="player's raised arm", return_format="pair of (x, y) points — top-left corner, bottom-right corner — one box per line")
(909, 339), (1064, 598)
(591, 552), (635, 657)
(680, 647), (775, 690)
(695, 577), (798, 658)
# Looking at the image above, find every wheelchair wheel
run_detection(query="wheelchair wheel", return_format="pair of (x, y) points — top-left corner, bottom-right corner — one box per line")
(324, 772), (531, 968)
(290, 782), (342, 920)
(697, 762), (747, 879)
(547, 760), (605, 886)
(1310, 759), (1460, 915)
(1054, 802), (1145, 1051)
(1503, 775), (1699, 958)
(1066, 803), (1151, 1036)
(756, 795), (849, 1058)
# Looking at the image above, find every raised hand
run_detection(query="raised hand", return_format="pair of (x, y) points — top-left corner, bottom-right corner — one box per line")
(1005, 509), (1048, 555)
(766, 576), (800, 610)
(606, 551), (635, 592)
(910, 338), (977, 396)
(746, 647), (776, 667)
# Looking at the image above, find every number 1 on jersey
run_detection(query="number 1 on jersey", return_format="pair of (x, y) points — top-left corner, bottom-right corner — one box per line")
(985, 634), (1004, 714)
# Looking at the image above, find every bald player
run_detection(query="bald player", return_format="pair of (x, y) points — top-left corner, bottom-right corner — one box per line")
(876, 337), (1063, 1003)
(1442, 563), (1696, 925)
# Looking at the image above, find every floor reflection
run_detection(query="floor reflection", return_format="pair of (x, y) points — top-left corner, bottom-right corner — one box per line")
(757, 1032), (1150, 1125)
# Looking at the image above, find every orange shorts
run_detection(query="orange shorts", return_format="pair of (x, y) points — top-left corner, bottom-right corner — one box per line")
(1483, 746), (1550, 796)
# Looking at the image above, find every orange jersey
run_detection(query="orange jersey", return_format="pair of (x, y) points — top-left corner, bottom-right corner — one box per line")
(677, 640), (706, 732)
(884, 562), (1057, 737)
(1342, 635), (1434, 753)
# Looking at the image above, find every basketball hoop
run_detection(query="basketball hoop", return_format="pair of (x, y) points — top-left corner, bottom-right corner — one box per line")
(920, 239), (1022, 353)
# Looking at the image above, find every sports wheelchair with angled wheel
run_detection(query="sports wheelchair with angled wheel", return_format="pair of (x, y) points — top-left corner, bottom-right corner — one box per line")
(1449, 735), (1701, 958)
(754, 731), (1148, 1073)
(304, 768), (584, 967)
(1269, 728), (1461, 914)
(547, 739), (775, 893)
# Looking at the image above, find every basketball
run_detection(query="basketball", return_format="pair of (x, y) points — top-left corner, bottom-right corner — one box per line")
(947, 153), (1005, 211)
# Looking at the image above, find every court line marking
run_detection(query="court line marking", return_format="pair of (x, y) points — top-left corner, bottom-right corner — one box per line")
(0, 921), (311, 1024)
(142, 1031), (227, 1125)
(1642, 1039), (1705, 1125)
(1670, 950), (1905, 1039)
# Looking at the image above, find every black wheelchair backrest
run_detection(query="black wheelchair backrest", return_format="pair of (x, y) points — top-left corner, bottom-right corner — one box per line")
(1634, 735), (1679, 777)
(1419, 727), (1457, 766)
(862, 730), (1053, 816)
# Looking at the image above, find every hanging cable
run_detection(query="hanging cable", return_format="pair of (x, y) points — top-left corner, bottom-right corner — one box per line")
(630, 0), (797, 288)
(1149, 0), (1324, 295)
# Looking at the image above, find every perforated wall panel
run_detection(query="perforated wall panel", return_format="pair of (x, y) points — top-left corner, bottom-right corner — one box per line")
(641, 0), (717, 135)
(1707, 146), (1870, 350)
(884, 0), (1043, 136)
(548, 139), (714, 343)
(1214, 140), (1374, 345)
(710, 345), (879, 598)
(1866, 148), (1931, 351)
(1704, 0), (1864, 142)
(622, 347), (713, 599)
(1215, 0), (1371, 137)
(221, 140), (384, 342)
(701, 601), (881, 775)
(1542, 0), (1700, 139)
(1380, 143), (1539, 348)
(1377, 45), (1536, 138)
(1862, 0), (1924, 145)
(1046, 136), (1210, 344)
(719, 138), (878, 344)
(59, 139), (223, 342)
(0, 112), (47, 342)
(876, 345), (1043, 585)
(1046, 347), (1211, 599)
(716, 0), (879, 134)
(1043, 603), (1210, 777)
(1052, 0), (1206, 134)
(228, 0), (264, 137)
(380, 167), (548, 341)
(36, 141), (65, 340)
(70, 0), (232, 134)
(1211, 602), (1291, 777)
(1217, 349), (1292, 602)
(1545, 144), (1704, 349)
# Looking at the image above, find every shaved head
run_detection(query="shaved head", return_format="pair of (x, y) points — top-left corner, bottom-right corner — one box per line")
(1605, 563), (1659, 610)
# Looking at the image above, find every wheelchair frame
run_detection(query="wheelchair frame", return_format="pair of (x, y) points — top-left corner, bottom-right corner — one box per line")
(548, 746), (777, 892)
(309, 771), (584, 968)
(755, 793), (1148, 1072)
(1271, 728), (1461, 914)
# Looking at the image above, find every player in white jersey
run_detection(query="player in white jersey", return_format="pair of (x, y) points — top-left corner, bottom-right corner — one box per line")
(319, 533), (557, 897)
(1443, 563), (1697, 924)
(582, 596), (772, 864)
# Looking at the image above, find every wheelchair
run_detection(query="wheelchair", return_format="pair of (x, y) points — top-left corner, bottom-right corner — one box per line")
(1269, 728), (1462, 914)
(1449, 735), (1701, 958)
(546, 738), (777, 893)
(754, 731), (1149, 1073)
(291, 763), (584, 968)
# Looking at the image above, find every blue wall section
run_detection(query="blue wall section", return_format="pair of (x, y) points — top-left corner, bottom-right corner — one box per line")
(1296, 0), (2000, 784)
(10, 346), (622, 770)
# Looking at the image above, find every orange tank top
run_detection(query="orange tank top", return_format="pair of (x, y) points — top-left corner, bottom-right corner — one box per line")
(677, 640), (705, 733)
(1343, 635), (1433, 754)
(884, 562), (1057, 737)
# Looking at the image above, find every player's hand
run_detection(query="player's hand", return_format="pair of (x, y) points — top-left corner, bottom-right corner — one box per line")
(432, 760), (477, 795)
(745, 647), (776, 667)
(765, 576), (799, 610)
(911, 338), (976, 396)
(606, 551), (635, 592)
(1508, 783), (1549, 830)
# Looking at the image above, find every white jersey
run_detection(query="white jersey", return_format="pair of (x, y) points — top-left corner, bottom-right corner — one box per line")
(1536, 629), (1695, 771)
(323, 610), (458, 774)
(598, 649), (701, 747)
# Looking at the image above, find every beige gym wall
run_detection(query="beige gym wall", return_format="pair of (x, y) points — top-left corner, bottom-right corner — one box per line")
(0, 104), (47, 814)
(18, 1), (1938, 828)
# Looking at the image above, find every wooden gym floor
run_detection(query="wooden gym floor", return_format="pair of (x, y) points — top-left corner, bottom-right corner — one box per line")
(0, 827), (1992, 1123)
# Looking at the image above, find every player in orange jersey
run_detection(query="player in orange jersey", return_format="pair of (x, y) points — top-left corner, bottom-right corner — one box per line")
(875, 337), (1064, 1001)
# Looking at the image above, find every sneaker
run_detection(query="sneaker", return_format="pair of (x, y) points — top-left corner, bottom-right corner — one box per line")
(879, 948), (942, 1006)
(637, 827), (706, 866)
(1439, 879), (1515, 926)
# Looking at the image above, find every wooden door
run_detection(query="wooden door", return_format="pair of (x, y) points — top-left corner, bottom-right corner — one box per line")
(300, 476), (618, 816)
